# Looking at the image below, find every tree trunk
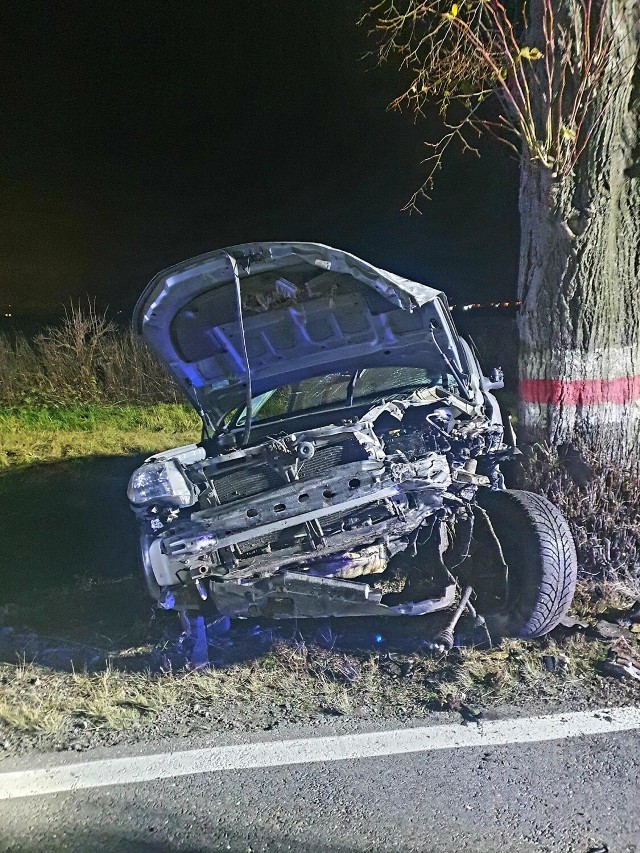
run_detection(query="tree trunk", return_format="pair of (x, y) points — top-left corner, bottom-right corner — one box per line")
(517, 0), (640, 455)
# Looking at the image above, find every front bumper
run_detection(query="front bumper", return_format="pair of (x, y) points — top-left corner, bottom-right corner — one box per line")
(145, 453), (452, 589)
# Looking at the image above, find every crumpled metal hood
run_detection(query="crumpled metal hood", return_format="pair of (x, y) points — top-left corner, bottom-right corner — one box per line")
(133, 242), (462, 420)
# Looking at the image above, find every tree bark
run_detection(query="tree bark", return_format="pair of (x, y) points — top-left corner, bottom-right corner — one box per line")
(517, 0), (640, 455)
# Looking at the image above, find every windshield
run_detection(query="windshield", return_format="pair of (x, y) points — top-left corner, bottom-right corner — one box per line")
(233, 366), (459, 425)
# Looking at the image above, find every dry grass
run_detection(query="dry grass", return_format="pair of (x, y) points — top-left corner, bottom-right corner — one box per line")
(518, 444), (640, 590)
(0, 659), (181, 733)
(1, 626), (630, 739)
(570, 578), (640, 620)
(0, 649), (366, 735)
(0, 302), (179, 407)
(436, 635), (608, 706)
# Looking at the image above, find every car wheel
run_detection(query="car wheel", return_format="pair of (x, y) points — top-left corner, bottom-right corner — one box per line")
(473, 489), (577, 639)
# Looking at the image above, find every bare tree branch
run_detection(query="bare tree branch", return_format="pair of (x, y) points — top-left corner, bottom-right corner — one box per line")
(363, 0), (625, 201)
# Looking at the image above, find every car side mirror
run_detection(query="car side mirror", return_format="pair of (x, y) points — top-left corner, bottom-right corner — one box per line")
(481, 366), (504, 391)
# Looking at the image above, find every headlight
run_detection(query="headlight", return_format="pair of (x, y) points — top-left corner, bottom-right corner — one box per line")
(127, 460), (197, 508)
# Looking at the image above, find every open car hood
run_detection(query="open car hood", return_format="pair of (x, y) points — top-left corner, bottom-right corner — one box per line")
(133, 242), (465, 422)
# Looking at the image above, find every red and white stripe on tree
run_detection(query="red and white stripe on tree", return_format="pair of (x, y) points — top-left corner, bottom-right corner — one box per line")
(519, 346), (640, 447)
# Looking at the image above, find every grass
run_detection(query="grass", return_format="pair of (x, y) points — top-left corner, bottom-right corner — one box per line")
(436, 634), (609, 706)
(0, 403), (198, 432)
(0, 403), (200, 467)
(0, 648), (384, 735)
(0, 628), (628, 739)
(0, 661), (173, 733)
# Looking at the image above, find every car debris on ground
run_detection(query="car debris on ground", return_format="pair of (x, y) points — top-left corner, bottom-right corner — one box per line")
(602, 638), (640, 683)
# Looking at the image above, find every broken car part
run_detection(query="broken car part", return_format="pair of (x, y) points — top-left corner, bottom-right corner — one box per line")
(435, 585), (474, 650)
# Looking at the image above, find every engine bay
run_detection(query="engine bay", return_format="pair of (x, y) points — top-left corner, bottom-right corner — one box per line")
(130, 386), (514, 618)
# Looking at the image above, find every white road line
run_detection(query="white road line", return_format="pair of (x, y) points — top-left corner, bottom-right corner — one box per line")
(1, 706), (639, 801)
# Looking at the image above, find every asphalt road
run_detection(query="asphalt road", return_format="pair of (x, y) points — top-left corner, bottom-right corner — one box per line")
(0, 711), (638, 853)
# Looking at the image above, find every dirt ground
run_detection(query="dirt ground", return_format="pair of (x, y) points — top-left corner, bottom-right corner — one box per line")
(0, 566), (638, 758)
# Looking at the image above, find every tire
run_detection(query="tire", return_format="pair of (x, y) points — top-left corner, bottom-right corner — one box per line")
(475, 489), (577, 639)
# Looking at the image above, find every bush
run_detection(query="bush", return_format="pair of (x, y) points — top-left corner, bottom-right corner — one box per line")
(516, 444), (640, 590)
(0, 303), (181, 406)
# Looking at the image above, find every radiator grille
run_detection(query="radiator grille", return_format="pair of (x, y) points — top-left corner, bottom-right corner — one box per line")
(212, 464), (284, 505)
(210, 437), (368, 507)
(298, 438), (367, 480)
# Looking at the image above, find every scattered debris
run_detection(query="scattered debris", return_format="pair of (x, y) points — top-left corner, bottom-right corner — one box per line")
(559, 615), (589, 631)
(594, 620), (633, 641)
(606, 600), (640, 631)
(444, 694), (483, 725)
(169, 608), (499, 670)
(540, 652), (569, 674)
(601, 638), (640, 683)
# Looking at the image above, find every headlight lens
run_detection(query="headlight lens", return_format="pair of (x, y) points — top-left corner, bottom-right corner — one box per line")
(127, 460), (197, 508)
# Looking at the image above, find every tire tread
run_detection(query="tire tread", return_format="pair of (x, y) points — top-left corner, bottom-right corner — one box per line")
(477, 488), (578, 639)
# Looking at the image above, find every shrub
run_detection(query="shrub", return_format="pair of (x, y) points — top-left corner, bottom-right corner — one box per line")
(0, 303), (180, 406)
(516, 444), (640, 590)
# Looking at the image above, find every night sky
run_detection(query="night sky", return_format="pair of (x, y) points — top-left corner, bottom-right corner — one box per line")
(0, 0), (519, 316)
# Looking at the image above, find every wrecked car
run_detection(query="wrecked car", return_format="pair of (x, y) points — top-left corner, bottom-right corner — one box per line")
(128, 242), (577, 642)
